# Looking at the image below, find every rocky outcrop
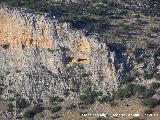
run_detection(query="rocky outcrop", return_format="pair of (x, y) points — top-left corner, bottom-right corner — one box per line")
(0, 7), (128, 102)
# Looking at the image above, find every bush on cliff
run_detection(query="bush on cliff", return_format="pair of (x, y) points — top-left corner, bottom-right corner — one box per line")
(133, 84), (145, 97)
(7, 102), (15, 112)
(80, 87), (98, 104)
(49, 96), (64, 104)
(24, 104), (44, 119)
(2, 44), (10, 50)
(50, 105), (62, 113)
(155, 73), (160, 80)
(16, 98), (29, 109)
(121, 75), (134, 84)
(114, 83), (134, 100)
(142, 98), (160, 108)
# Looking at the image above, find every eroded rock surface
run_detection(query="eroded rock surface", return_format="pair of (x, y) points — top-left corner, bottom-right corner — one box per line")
(0, 7), (129, 102)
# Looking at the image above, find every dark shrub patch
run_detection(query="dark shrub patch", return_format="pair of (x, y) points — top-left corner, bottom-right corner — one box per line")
(2, 44), (10, 50)
(142, 98), (160, 108)
(24, 104), (44, 119)
(16, 98), (29, 109)
(51, 106), (62, 113)
(49, 96), (64, 103)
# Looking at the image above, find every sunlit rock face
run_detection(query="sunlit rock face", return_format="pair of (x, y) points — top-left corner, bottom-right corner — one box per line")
(0, 8), (54, 49)
(0, 7), (122, 102)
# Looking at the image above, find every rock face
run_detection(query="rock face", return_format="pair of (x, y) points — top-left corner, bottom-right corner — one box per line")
(0, 7), (128, 102)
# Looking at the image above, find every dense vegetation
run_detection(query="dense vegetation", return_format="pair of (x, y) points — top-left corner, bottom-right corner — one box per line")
(50, 105), (62, 113)
(23, 104), (44, 119)
(16, 98), (29, 109)
(80, 86), (98, 104)
(7, 102), (15, 112)
(1, 0), (160, 34)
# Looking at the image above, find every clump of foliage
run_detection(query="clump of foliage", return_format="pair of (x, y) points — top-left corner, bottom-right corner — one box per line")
(0, 87), (4, 95)
(50, 105), (62, 113)
(133, 48), (145, 58)
(121, 75), (134, 84)
(146, 42), (158, 49)
(114, 83), (156, 100)
(155, 73), (160, 80)
(142, 98), (160, 108)
(133, 48), (146, 63)
(140, 89), (156, 99)
(49, 96), (64, 104)
(143, 73), (154, 80)
(8, 97), (15, 102)
(150, 82), (160, 91)
(23, 104), (44, 119)
(114, 83), (134, 100)
(80, 87), (98, 104)
(7, 102), (15, 112)
(16, 98), (29, 109)
(2, 44), (10, 50)
(133, 84), (146, 98)
(154, 47), (160, 65)
(150, 27), (160, 33)
(0, 0), (122, 34)
(97, 95), (113, 103)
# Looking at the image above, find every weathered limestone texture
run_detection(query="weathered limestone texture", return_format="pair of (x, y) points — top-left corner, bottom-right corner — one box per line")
(0, 7), (121, 102)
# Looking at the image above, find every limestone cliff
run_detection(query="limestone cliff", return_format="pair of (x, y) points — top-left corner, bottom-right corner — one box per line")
(0, 7), (124, 102)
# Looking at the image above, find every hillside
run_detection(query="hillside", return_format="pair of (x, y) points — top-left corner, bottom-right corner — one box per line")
(0, 0), (160, 120)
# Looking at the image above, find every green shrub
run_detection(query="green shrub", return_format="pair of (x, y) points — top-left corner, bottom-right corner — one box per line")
(146, 42), (158, 49)
(150, 27), (160, 33)
(50, 105), (62, 113)
(8, 97), (15, 102)
(24, 109), (35, 119)
(142, 98), (160, 108)
(16, 98), (29, 109)
(2, 44), (10, 50)
(114, 83), (134, 100)
(154, 47), (160, 58)
(133, 85), (146, 97)
(24, 104), (44, 119)
(32, 104), (44, 113)
(154, 48), (160, 65)
(133, 84), (156, 99)
(113, 83), (156, 100)
(121, 75), (133, 84)
(155, 73), (160, 80)
(97, 95), (113, 103)
(7, 102), (15, 112)
(143, 73), (154, 80)
(0, 87), (4, 95)
(49, 96), (64, 103)
(150, 83), (160, 91)
(77, 102), (88, 109)
(141, 89), (156, 99)
(79, 94), (95, 104)
(80, 87), (98, 104)
(133, 48), (144, 57)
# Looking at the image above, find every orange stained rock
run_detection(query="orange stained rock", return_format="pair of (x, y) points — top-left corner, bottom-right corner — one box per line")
(72, 39), (91, 53)
(38, 40), (53, 49)
(104, 66), (116, 80)
(0, 11), (53, 49)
